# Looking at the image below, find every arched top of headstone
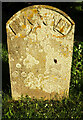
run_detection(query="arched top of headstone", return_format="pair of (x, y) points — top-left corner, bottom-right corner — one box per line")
(6, 5), (75, 38)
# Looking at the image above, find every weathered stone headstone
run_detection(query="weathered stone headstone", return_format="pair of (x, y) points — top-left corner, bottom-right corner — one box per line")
(6, 5), (75, 100)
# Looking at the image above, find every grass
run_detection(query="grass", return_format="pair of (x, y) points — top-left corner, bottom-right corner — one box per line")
(2, 91), (83, 119)
(1, 40), (83, 119)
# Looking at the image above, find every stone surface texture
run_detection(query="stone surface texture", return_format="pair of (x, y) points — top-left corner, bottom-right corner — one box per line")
(6, 5), (75, 100)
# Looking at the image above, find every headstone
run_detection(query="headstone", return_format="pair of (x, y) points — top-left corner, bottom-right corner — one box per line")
(6, 5), (75, 100)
